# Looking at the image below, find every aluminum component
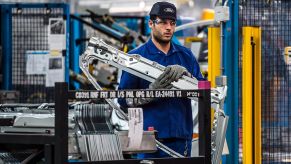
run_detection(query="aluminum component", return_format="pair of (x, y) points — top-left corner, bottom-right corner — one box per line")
(211, 110), (229, 164)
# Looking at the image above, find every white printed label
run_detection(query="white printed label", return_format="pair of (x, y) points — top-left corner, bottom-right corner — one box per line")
(127, 108), (143, 149)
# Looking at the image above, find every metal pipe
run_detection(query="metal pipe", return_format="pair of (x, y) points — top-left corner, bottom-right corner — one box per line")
(220, 22), (224, 74)
(175, 20), (216, 32)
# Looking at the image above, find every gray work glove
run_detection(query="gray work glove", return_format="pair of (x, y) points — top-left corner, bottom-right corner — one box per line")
(149, 68), (174, 89)
(126, 70), (174, 107)
(163, 65), (191, 83)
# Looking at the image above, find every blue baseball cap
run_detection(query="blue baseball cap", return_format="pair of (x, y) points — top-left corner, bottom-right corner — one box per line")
(149, 2), (177, 21)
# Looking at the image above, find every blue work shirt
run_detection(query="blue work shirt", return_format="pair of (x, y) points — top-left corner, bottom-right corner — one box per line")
(118, 39), (204, 140)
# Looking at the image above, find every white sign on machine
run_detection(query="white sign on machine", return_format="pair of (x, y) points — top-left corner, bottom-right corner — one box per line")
(25, 50), (48, 75)
(48, 18), (66, 50)
(45, 50), (65, 87)
(46, 18), (66, 87)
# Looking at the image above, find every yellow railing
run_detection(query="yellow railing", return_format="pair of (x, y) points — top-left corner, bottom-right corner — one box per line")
(242, 26), (261, 164)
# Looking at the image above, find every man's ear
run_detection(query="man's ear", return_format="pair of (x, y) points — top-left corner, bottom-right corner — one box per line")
(149, 20), (153, 28)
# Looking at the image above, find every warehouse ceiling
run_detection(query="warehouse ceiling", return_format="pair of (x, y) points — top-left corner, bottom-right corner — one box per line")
(76, 0), (214, 19)
(0, 0), (214, 18)
(78, 0), (176, 14)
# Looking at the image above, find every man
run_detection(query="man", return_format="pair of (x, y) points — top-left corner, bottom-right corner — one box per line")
(118, 1), (204, 158)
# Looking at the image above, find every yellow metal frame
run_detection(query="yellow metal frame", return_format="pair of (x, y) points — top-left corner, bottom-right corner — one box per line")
(242, 27), (261, 164)
(208, 27), (221, 137)
(208, 27), (221, 86)
(184, 37), (203, 43)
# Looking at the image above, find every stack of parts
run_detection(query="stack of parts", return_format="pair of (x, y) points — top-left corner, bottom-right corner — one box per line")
(75, 104), (113, 133)
(211, 110), (229, 164)
(81, 134), (123, 161)
(75, 104), (123, 161)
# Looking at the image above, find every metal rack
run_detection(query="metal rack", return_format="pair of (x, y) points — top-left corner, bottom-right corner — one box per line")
(0, 82), (211, 163)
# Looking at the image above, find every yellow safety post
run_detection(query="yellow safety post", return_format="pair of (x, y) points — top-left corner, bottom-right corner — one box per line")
(253, 27), (262, 164)
(242, 27), (261, 164)
(208, 27), (221, 86)
(208, 27), (221, 128)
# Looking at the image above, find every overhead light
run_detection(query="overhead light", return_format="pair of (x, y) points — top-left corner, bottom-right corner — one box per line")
(79, 0), (102, 6)
(188, 0), (194, 7)
(139, 0), (145, 8)
(109, 5), (151, 14)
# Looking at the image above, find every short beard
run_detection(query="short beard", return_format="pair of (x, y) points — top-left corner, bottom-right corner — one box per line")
(153, 33), (172, 45)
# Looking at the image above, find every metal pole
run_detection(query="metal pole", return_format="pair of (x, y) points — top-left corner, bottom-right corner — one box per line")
(44, 144), (53, 164)
(54, 82), (68, 164)
(220, 22), (224, 74)
(198, 81), (211, 164)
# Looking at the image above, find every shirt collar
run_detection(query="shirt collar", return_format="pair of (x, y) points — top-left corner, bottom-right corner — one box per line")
(170, 41), (179, 54)
(147, 39), (161, 55)
(146, 39), (180, 56)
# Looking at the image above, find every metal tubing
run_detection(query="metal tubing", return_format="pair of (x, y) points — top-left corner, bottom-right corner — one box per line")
(175, 20), (216, 32)
(220, 23), (224, 73)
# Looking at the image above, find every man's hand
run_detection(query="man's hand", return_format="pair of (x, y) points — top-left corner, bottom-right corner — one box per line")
(163, 65), (190, 82)
(126, 65), (190, 107)
(149, 69), (174, 89)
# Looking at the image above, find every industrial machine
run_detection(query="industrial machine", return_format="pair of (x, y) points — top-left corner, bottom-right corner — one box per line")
(0, 102), (157, 162)
(0, 36), (228, 163)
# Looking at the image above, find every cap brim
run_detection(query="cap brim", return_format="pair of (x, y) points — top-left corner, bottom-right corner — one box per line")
(159, 15), (176, 21)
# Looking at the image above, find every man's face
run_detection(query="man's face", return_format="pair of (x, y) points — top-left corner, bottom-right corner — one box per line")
(149, 17), (176, 44)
